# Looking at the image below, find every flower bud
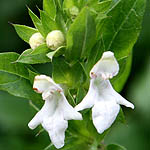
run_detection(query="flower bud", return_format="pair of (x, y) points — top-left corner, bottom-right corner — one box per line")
(69, 6), (79, 19)
(29, 32), (45, 50)
(46, 30), (65, 50)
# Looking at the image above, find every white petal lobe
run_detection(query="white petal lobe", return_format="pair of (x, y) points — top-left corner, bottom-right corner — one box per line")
(115, 92), (135, 109)
(90, 51), (119, 79)
(61, 93), (82, 120)
(92, 100), (120, 134)
(75, 81), (96, 111)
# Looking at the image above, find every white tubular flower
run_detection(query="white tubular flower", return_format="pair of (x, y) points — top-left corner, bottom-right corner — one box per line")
(29, 32), (45, 50)
(28, 75), (82, 149)
(75, 51), (134, 134)
(46, 30), (65, 50)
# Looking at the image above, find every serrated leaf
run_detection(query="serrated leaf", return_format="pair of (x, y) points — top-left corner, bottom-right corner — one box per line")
(13, 24), (38, 43)
(28, 8), (45, 37)
(16, 44), (50, 64)
(107, 144), (127, 150)
(86, 0), (146, 91)
(40, 10), (59, 35)
(65, 7), (96, 62)
(87, 0), (112, 13)
(43, 0), (56, 19)
(52, 56), (86, 88)
(0, 52), (42, 105)
(97, 0), (146, 58)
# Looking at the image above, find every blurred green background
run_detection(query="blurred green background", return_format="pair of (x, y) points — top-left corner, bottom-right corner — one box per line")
(0, 0), (149, 150)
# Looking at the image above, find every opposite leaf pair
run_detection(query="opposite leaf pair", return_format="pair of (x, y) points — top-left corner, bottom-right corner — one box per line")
(28, 51), (134, 149)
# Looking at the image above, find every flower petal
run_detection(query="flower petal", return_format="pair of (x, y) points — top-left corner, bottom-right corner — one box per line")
(115, 92), (134, 109)
(61, 93), (82, 120)
(90, 51), (119, 79)
(92, 100), (120, 134)
(42, 113), (68, 149)
(75, 83), (96, 111)
(28, 112), (41, 130)
(33, 75), (61, 94)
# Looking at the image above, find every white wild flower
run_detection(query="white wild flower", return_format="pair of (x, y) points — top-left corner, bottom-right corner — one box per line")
(75, 51), (134, 134)
(28, 75), (82, 149)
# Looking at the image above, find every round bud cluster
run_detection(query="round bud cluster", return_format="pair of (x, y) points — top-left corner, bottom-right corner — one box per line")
(46, 30), (65, 50)
(29, 32), (45, 50)
(69, 6), (79, 19)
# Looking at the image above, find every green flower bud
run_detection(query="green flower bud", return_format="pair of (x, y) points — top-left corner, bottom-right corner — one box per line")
(29, 33), (45, 50)
(69, 6), (79, 18)
(46, 30), (65, 50)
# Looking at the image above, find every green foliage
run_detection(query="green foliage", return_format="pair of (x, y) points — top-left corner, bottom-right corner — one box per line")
(1, 0), (146, 149)
(16, 44), (50, 64)
(66, 7), (96, 62)
(107, 144), (127, 150)
(43, 0), (56, 19)
(40, 10), (59, 35)
(0, 52), (42, 105)
(28, 8), (45, 37)
(111, 54), (132, 92)
(47, 46), (65, 60)
(13, 24), (38, 43)
(52, 56), (86, 88)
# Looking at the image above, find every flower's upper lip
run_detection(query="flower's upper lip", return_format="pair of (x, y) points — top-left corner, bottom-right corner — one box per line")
(90, 72), (97, 79)
(33, 87), (40, 93)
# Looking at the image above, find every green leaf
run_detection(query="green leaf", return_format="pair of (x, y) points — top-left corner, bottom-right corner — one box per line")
(43, 0), (56, 19)
(63, 0), (77, 10)
(116, 107), (126, 124)
(111, 54), (132, 92)
(16, 44), (51, 64)
(55, 11), (67, 34)
(13, 24), (38, 43)
(97, 0), (146, 58)
(85, 39), (103, 75)
(28, 8), (45, 37)
(40, 10), (59, 35)
(65, 7), (96, 62)
(52, 56), (86, 88)
(0, 52), (42, 105)
(28, 69), (39, 84)
(87, 0), (112, 13)
(56, 0), (63, 10)
(107, 144), (127, 150)
(76, 86), (86, 104)
(46, 46), (65, 61)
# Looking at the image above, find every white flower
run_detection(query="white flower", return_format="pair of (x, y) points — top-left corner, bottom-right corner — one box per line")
(75, 51), (134, 134)
(29, 32), (45, 50)
(28, 75), (82, 149)
(46, 30), (65, 50)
